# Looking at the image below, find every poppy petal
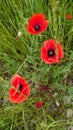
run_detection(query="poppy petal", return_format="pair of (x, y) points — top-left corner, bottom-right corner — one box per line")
(22, 86), (30, 96)
(44, 39), (56, 50)
(27, 24), (35, 34)
(41, 20), (49, 31)
(41, 46), (48, 61)
(15, 95), (27, 103)
(9, 91), (21, 103)
(29, 13), (46, 26)
(58, 43), (64, 59)
(11, 74), (20, 89)
(9, 88), (16, 96)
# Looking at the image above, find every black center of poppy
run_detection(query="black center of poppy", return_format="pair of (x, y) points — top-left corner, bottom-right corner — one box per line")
(19, 84), (22, 91)
(34, 25), (41, 31)
(47, 50), (55, 57)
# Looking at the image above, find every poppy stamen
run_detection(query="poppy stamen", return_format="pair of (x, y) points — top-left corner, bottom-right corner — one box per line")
(48, 50), (55, 57)
(34, 24), (41, 31)
(18, 84), (23, 91)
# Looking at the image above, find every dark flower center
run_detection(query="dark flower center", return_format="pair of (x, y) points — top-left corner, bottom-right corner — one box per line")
(47, 50), (55, 57)
(34, 24), (41, 31)
(18, 84), (23, 91)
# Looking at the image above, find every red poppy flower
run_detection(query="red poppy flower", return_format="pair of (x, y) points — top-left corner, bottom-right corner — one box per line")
(27, 13), (49, 34)
(9, 74), (30, 104)
(41, 39), (64, 64)
(66, 14), (72, 20)
(36, 101), (43, 108)
(40, 86), (46, 91)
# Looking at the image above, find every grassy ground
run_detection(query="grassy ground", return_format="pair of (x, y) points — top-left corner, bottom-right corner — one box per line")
(0, 0), (73, 130)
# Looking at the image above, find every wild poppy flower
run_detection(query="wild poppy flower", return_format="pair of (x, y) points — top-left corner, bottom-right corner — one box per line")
(27, 13), (49, 34)
(66, 14), (72, 20)
(9, 74), (30, 104)
(36, 101), (43, 108)
(41, 39), (64, 64)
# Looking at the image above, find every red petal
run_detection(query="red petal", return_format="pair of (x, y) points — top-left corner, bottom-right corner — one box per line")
(11, 74), (20, 89)
(9, 88), (16, 96)
(29, 13), (46, 26)
(9, 91), (21, 103)
(15, 95), (27, 103)
(57, 43), (64, 59)
(19, 78), (30, 94)
(41, 20), (49, 31)
(47, 58), (60, 64)
(22, 86), (30, 96)
(41, 46), (48, 61)
(42, 58), (60, 64)
(27, 24), (35, 34)
(44, 39), (56, 50)
(19, 76), (27, 86)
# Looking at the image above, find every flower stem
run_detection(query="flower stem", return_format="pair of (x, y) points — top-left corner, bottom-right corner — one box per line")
(15, 57), (28, 74)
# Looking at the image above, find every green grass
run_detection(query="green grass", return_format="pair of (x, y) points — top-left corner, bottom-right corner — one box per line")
(0, 0), (73, 130)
